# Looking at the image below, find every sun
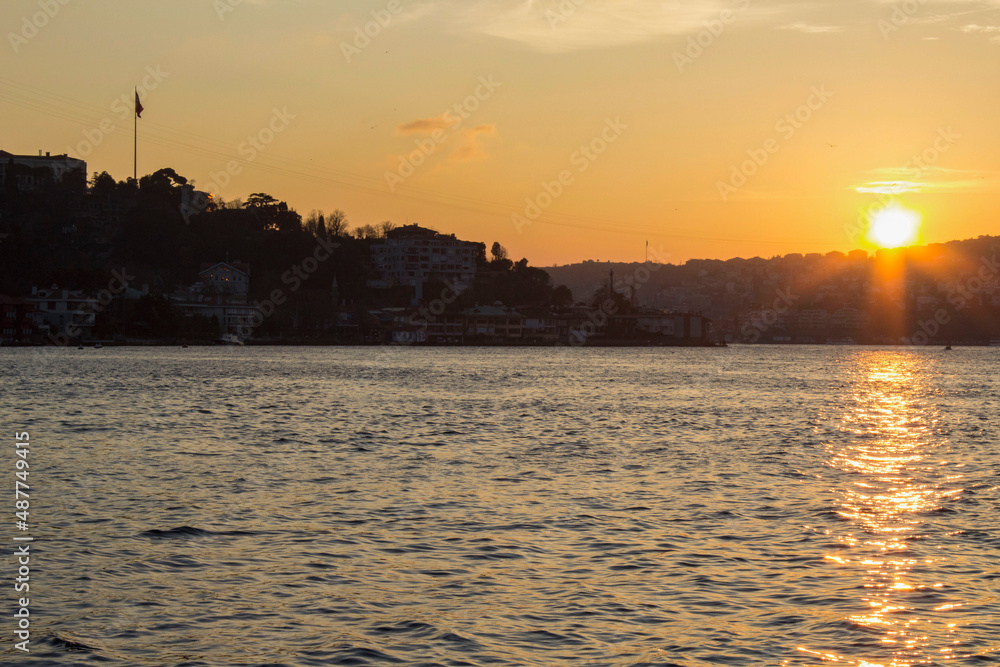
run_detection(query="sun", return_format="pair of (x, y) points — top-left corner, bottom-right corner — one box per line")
(867, 204), (921, 249)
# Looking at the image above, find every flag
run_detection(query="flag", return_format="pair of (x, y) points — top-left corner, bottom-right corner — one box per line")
(135, 91), (144, 118)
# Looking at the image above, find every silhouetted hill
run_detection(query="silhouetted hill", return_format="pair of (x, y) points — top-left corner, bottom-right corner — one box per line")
(547, 237), (1000, 343)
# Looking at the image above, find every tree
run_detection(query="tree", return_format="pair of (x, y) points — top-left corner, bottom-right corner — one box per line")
(90, 171), (117, 196)
(138, 168), (189, 202)
(352, 224), (379, 240)
(491, 242), (508, 263)
(243, 193), (301, 232)
(489, 242), (513, 272)
(591, 283), (632, 313)
(326, 209), (349, 237)
(305, 210), (328, 238)
(245, 193), (279, 210)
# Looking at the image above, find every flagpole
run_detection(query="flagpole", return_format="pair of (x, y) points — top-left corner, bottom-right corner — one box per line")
(133, 87), (137, 182)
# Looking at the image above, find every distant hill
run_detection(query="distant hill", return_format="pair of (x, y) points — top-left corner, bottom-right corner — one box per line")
(541, 237), (1000, 344)
(545, 237), (1000, 306)
(545, 261), (647, 304)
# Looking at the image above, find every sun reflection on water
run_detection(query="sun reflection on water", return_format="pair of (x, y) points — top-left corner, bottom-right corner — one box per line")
(811, 354), (968, 667)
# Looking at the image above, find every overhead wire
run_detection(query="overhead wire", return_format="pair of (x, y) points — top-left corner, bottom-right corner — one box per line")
(0, 77), (843, 248)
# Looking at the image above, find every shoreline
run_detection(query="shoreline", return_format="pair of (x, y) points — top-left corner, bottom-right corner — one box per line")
(3, 341), (995, 349)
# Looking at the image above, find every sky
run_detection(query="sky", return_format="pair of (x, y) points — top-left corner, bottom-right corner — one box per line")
(2, 0), (999, 266)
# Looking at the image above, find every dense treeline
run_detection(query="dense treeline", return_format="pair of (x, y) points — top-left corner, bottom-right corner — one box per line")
(0, 167), (570, 337)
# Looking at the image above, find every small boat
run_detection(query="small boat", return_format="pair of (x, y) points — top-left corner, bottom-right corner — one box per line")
(94, 342), (102, 349)
(214, 333), (244, 346)
(944, 345), (952, 351)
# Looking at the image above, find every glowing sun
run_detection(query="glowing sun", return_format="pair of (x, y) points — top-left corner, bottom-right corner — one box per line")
(868, 205), (921, 248)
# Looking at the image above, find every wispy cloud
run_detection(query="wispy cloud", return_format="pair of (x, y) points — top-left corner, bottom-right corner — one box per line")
(431, 0), (763, 52)
(856, 167), (998, 194)
(449, 124), (496, 162)
(407, 1), (1000, 51)
(959, 22), (1000, 39)
(777, 22), (845, 33)
(397, 115), (457, 135)
(877, 3), (1000, 28)
(855, 181), (923, 194)
(959, 23), (1000, 32)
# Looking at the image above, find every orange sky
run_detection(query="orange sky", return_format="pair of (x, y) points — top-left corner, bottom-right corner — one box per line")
(3, 0), (999, 265)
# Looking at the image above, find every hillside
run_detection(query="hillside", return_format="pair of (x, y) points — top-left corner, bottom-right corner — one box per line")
(546, 237), (1000, 343)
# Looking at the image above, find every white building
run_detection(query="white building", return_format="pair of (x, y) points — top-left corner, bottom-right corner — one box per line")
(0, 150), (86, 191)
(370, 225), (479, 301)
(26, 287), (98, 340)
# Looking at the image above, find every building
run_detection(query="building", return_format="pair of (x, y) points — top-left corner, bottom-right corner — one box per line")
(172, 299), (258, 337)
(605, 310), (711, 344)
(180, 184), (212, 218)
(462, 305), (524, 342)
(831, 307), (866, 333)
(519, 308), (559, 344)
(635, 312), (704, 338)
(0, 296), (35, 345)
(796, 309), (831, 331)
(171, 262), (255, 337)
(25, 287), (98, 341)
(197, 261), (251, 298)
(370, 225), (480, 302)
(0, 150), (86, 192)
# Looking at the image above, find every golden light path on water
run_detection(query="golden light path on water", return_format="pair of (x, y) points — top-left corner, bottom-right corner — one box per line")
(800, 354), (972, 666)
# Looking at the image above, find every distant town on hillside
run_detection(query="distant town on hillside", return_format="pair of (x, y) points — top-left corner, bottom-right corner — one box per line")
(1, 150), (998, 347)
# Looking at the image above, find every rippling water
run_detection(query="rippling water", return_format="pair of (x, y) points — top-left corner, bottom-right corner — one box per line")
(2, 346), (998, 666)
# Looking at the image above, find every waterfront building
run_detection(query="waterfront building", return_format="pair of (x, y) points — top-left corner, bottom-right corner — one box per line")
(370, 225), (480, 302)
